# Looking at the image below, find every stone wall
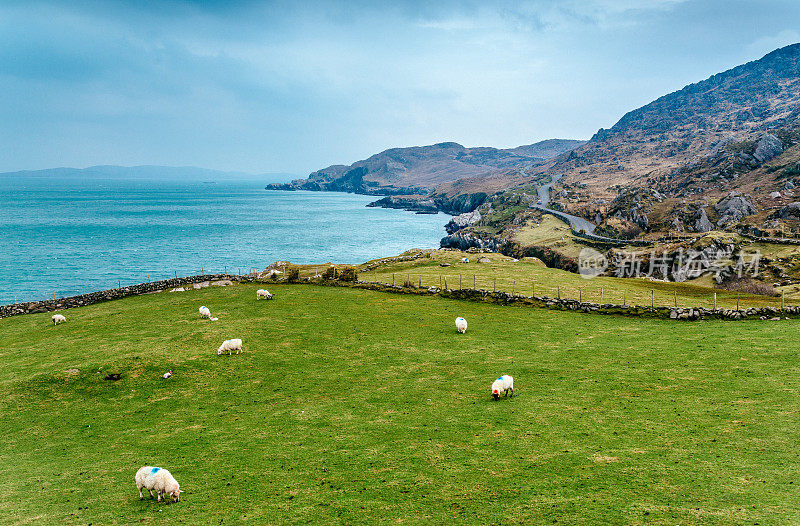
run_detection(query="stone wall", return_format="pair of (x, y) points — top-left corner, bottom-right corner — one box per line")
(0, 274), (242, 319)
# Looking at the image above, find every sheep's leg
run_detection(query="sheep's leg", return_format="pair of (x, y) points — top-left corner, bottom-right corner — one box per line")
(157, 491), (162, 502)
(148, 488), (154, 498)
(509, 387), (513, 398)
(138, 486), (143, 500)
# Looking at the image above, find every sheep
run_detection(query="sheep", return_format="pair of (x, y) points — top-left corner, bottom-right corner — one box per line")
(455, 317), (467, 333)
(491, 375), (514, 401)
(256, 289), (273, 300)
(217, 338), (243, 355)
(162, 370), (173, 379)
(198, 306), (211, 319)
(52, 314), (66, 325)
(135, 466), (182, 502)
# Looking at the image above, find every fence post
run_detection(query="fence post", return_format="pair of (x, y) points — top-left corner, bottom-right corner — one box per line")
(444, 276), (448, 289)
(512, 280), (515, 296)
(118, 279), (122, 290)
(782, 290), (785, 311)
(224, 265), (227, 275)
(473, 275), (476, 289)
(673, 291), (677, 307)
(600, 287), (604, 305)
(736, 294), (740, 311)
(532, 280), (535, 297)
(392, 273), (395, 286)
(651, 290), (654, 308)
(419, 276), (421, 288)
(175, 270), (178, 279)
(579, 288), (582, 303)
(624, 290), (627, 306)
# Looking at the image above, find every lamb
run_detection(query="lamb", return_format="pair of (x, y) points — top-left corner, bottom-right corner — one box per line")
(217, 338), (243, 355)
(256, 289), (273, 300)
(52, 314), (66, 325)
(198, 306), (211, 319)
(455, 317), (467, 333)
(135, 466), (182, 502)
(491, 375), (514, 401)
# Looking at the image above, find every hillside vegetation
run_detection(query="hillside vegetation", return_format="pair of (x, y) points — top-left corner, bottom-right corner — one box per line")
(2, 284), (800, 524)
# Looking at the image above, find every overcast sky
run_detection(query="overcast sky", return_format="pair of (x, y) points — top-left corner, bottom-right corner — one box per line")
(1, 0), (799, 175)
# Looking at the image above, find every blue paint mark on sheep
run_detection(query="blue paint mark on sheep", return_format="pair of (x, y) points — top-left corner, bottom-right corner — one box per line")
(497, 376), (503, 381)
(151, 467), (161, 474)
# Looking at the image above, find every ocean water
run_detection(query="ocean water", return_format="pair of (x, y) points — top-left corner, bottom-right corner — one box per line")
(0, 176), (447, 303)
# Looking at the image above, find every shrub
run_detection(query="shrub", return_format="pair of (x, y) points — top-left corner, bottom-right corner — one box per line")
(284, 265), (300, 283)
(716, 277), (778, 297)
(322, 266), (337, 280)
(338, 265), (358, 282)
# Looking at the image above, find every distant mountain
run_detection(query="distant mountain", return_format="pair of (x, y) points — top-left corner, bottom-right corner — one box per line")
(268, 139), (585, 195)
(445, 43), (800, 238)
(1, 165), (296, 184)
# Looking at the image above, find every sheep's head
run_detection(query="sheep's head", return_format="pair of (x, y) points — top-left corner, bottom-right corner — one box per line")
(217, 346), (224, 355)
(167, 481), (182, 502)
(492, 389), (499, 401)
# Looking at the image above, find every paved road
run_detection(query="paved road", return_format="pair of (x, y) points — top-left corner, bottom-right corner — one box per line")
(532, 173), (597, 234)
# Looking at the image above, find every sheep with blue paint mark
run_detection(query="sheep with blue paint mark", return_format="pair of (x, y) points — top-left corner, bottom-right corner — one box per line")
(491, 375), (514, 400)
(135, 466), (182, 502)
(455, 317), (467, 333)
(198, 306), (211, 319)
(217, 338), (243, 355)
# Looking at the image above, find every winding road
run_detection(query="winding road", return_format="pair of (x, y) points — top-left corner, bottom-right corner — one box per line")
(530, 173), (643, 245)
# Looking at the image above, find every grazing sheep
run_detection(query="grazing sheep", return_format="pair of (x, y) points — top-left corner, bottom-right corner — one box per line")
(135, 466), (182, 502)
(52, 314), (66, 325)
(491, 375), (514, 401)
(256, 289), (273, 300)
(455, 317), (467, 333)
(162, 370), (172, 379)
(217, 338), (243, 355)
(198, 306), (211, 319)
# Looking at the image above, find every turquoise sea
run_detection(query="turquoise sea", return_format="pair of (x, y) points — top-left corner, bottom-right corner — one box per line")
(0, 176), (447, 303)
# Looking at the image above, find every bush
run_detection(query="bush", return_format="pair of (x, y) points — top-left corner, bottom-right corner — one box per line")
(322, 266), (337, 280)
(716, 277), (778, 297)
(284, 265), (300, 283)
(338, 265), (358, 282)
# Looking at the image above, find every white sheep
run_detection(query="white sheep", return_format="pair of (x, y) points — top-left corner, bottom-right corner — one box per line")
(135, 466), (182, 502)
(256, 289), (273, 300)
(455, 317), (467, 333)
(52, 314), (66, 325)
(217, 338), (243, 355)
(198, 306), (211, 319)
(491, 375), (514, 401)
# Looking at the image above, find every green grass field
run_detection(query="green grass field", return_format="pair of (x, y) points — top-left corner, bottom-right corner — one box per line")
(2, 283), (800, 524)
(360, 249), (797, 310)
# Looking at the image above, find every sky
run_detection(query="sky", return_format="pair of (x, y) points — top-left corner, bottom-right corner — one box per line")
(1, 0), (799, 176)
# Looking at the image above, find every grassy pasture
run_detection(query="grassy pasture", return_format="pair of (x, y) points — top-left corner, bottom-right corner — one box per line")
(1, 283), (800, 524)
(360, 249), (796, 310)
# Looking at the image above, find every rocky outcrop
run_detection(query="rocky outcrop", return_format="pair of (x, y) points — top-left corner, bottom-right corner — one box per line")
(715, 192), (757, 227)
(432, 192), (488, 214)
(694, 207), (714, 232)
(366, 195), (439, 213)
(444, 210), (482, 234)
(776, 202), (800, 220)
(753, 133), (784, 163)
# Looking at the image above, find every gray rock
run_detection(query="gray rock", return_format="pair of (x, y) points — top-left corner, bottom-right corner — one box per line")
(715, 192), (757, 227)
(783, 180), (796, 190)
(694, 207), (713, 232)
(753, 134), (783, 163)
(769, 191), (782, 199)
(777, 202), (800, 220)
(444, 210), (482, 234)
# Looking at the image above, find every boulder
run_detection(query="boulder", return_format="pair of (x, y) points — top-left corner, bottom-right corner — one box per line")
(769, 191), (782, 199)
(715, 192), (757, 227)
(444, 210), (482, 234)
(777, 202), (800, 220)
(694, 207), (713, 232)
(211, 280), (234, 287)
(192, 281), (210, 289)
(753, 134), (783, 163)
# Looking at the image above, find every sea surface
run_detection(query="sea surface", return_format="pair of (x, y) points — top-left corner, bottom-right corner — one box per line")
(0, 176), (447, 303)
